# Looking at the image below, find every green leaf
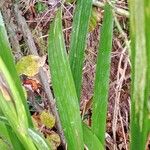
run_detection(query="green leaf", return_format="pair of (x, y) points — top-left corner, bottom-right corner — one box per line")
(0, 11), (37, 150)
(129, 0), (150, 149)
(5, 125), (24, 150)
(0, 85), (19, 132)
(0, 86), (36, 150)
(48, 8), (84, 150)
(144, 0), (150, 133)
(0, 138), (10, 150)
(35, 2), (48, 13)
(83, 123), (104, 150)
(0, 11), (33, 127)
(88, 8), (101, 32)
(0, 116), (9, 126)
(28, 128), (51, 150)
(0, 122), (24, 150)
(0, 122), (12, 149)
(69, 0), (93, 100)
(91, 3), (114, 146)
(65, 0), (75, 3)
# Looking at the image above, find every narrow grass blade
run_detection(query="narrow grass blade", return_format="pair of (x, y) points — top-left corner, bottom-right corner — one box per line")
(0, 116), (9, 125)
(0, 114), (25, 149)
(129, 0), (150, 149)
(0, 108), (23, 150)
(0, 86), (19, 131)
(0, 82), (36, 150)
(91, 3), (114, 146)
(69, 0), (92, 99)
(0, 121), (24, 150)
(83, 123), (104, 150)
(28, 128), (51, 150)
(48, 8), (84, 149)
(144, 0), (150, 133)
(5, 125), (24, 150)
(0, 122), (13, 149)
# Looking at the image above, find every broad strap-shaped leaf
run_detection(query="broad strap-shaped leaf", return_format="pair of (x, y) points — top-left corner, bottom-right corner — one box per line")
(5, 125), (24, 150)
(48, 8), (84, 150)
(83, 123), (104, 150)
(144, 0), (150, 133)
(0, 122), (13, 149)
(69, 0), (92, 100)
(129, 0), (150, 149)
(0, 119), (24, 149)
(91, 3), (114, 146)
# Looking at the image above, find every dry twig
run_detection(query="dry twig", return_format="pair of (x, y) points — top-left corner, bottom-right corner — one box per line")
(1, 3), (22, 60)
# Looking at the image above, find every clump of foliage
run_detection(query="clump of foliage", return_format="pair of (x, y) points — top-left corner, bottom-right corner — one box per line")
(0, 0), (150, 150)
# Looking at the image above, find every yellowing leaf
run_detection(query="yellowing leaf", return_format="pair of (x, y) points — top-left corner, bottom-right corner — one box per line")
(40, 111), (55, 129)
(16, 55), (46, 77)
(89, 8), (101, 32)
(46, 131), (60, 150)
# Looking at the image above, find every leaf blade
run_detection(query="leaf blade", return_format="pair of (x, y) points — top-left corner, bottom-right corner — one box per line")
(129, 0), (150, 149)
(48, 8), (84, 150)
(0, 11), (33, 127)
(83, 123), (104, 150)
(91, 3), (114, 146)
(28, 128), (51, 150)
(69, 0), (92, 99)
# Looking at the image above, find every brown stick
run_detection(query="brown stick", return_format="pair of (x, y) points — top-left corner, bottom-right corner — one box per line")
(1, 4), (22, 60)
